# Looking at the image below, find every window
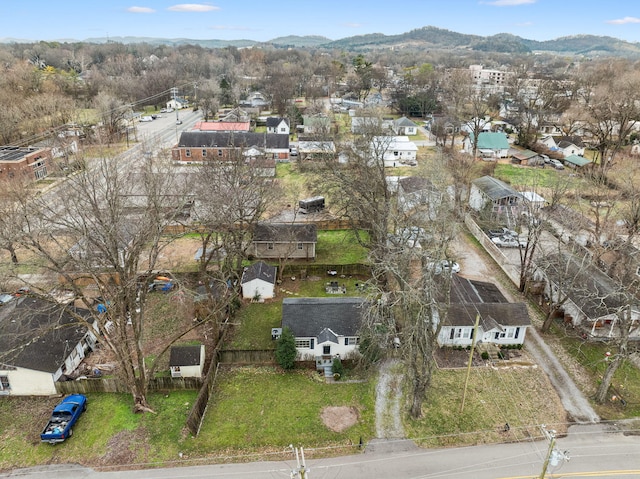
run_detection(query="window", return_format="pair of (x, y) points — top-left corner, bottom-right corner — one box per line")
(0, 375), (9, 391)
(449, 328), (455, 340)
(202, 149), (207, 157)
(345, 337), (360, 346)
(280, 127), (286, 132)
(454, 328), (462, 339)
(297, 242), (303, 250)
(217, 149), (223, 156)
(295, 339), (311, 349)
(394, 151), (399, 156)
(494, 332), (506, 340)
(267, 242), (274, 250)
(323, 345), (331, 355)
(462, 329), (472, 339)
(507, 328), (515, 339)
(185, 149), (191, 157)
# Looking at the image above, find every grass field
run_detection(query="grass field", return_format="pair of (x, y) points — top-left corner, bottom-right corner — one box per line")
(315, 230), (368, 264)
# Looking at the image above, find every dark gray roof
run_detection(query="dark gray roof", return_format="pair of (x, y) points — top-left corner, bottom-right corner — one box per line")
(0, 297), (91, 373)
(266, 117), (289, 128)
(445, 303), (531, 328)
(472, 176), (522, 201)
(241, 261), (277, 285)
(0, 146), (41, 162)
(450, 275), (508, 303)
(553, 135), (585, 148)
(178, 132), (289, 150)
(398, 176), (436, 194)
(282, 297), (363, 337)
(169, 345), (202, 367)
(394, 116), (418, 127)
(253, 223), (317, 243)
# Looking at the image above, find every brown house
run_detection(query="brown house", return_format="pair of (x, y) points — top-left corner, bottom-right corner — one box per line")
(0, 146), (53, 182)
(172, 131), (290, 163)
(251, 223), (317, 260)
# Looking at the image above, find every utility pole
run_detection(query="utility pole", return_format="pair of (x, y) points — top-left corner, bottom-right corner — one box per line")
(290, 445), (309, 479)
(460, 313), (480, 413)
(539, 426), (569, 479)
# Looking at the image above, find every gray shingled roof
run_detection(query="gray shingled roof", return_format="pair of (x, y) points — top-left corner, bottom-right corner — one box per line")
(253, 223), (317, 243)
(282, 297), (364, 338)
(241, 261), (277, 285)
(178, 132), (289, 149)
(472, 176), (522, 201)
(266, 117), (289, 128)
(398, 176), (436, 194)
(0, 297), (92, 373)
(169, 345), (202, 367)
(445, 303), (531, 328)
(394, 116), (418, 127)
(450, 275), (508, 304)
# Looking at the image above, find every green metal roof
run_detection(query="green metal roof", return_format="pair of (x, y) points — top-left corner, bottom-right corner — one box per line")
(564, 155), (591, 167)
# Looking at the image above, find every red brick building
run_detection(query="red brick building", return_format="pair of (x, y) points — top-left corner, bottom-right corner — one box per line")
(172, 132), (290, 163)
(0, 146), (53, 182)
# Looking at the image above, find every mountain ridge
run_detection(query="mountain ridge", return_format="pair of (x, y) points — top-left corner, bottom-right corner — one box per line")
(2, 26), (640, 57)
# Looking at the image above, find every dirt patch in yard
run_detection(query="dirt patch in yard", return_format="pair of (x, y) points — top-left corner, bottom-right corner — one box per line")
(96, 429), (150, 467)
(321, 406), (359, 433)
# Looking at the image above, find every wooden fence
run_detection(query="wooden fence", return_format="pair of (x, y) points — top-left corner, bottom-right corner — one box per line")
(282, 263), (371, 277)
(56, 376), (202, 395)
(218, 349), (276, 364)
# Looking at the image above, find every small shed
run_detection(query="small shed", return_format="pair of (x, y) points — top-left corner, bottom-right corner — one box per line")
(564, 155), (592, 169)
(241, 261), (277, 300)
(169, 344), (205, 378)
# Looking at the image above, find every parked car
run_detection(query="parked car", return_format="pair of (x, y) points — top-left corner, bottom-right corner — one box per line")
(40, 394), (87, 444)
(176, 119), (183, 125)
(491, 235), (527, 248)
(140, 116), (153, 122)
(0, 293), (15, 305)
(290, 147), (298, 156)
(428, 259), (461, 275)
(550, 159), (564, 170)
(488, 227), (517, 238)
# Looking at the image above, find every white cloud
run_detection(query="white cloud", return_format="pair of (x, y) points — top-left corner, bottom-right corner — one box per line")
(483, 0), (536, 5)
(606, 16), (640, 25)
(168, 4), (220, 12)
(127, 6), (155, 13)
(343, 23), (363, 28)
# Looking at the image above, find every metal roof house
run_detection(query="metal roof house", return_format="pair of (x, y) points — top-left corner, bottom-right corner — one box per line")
(469, 175), (523, 215)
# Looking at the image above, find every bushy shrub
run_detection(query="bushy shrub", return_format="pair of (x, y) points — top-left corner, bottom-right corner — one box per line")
(275, 327), (297, 370)
(332, 357), (345, 379)
(481, 351), (489, 360)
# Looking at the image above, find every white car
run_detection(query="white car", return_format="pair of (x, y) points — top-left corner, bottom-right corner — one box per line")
(428, 259), (461, 275)
(491, 235), (527, 248)
(140, 116), (153, 122)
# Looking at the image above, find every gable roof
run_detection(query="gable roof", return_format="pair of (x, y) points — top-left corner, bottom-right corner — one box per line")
(564, 155), (591, 167)
(510, 148), (540, 160)
(450, 275), (508, 303)
(0, 297), (92, 373)
(553, 135), (585, 148)
(169, 345), (202, 367)
(241, 261), (277, 285)
(472, 176), (521, 201)
(253, 223), (317, 243)
(474, 132), (510, 150)
(445, 303), (531, 328)
(282, 297), (363, 338)
(266, 117), (289, 128)
(177, 132), (289, 150)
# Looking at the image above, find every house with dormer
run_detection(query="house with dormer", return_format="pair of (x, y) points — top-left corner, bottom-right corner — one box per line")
(282, 297), (363, 371)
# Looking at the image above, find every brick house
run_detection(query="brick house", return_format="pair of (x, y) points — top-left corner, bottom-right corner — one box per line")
(0, 146), (53, 181)
(172, 132), (290, 163)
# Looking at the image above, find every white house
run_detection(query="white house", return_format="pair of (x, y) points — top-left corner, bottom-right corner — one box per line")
(166, 97), (188, 110)
(169, 345), (205, 378)
(463, 132), (510, 159)
(0, 297), (98, 396)
(437, 276), (531, 347)
(393, 116), (418, 136)
(266, 117), (290, 135)
(282, 297), (363, 373)
(241, 261), (277, 300)
(469, 175), (522, 214)
(372, 136), (418, 167)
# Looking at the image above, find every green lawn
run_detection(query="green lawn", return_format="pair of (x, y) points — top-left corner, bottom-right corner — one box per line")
(405, 366), (567, 447)
(0, 391), (197, 471)
(230, 301), (282, 349)
(556, 333), (640, 419)
(316, 230), (368, 264)
(194, 367), (374, 452)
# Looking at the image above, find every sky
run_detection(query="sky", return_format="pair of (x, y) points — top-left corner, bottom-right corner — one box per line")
(3, 0), (640, 44)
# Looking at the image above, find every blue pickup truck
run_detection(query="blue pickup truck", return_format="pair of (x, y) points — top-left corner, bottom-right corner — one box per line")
(40, 394), (87, 444)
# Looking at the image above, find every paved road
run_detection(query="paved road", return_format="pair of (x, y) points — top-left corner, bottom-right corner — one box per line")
(3, 425), (639, 479)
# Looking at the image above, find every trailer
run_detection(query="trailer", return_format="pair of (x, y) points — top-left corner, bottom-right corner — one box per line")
(299, 196), (325, 214)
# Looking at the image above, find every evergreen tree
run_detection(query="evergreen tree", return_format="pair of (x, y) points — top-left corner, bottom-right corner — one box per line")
(275, 327), (297, 370)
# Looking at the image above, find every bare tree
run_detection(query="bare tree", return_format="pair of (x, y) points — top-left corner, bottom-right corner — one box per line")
(16, 153), (193, 412)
